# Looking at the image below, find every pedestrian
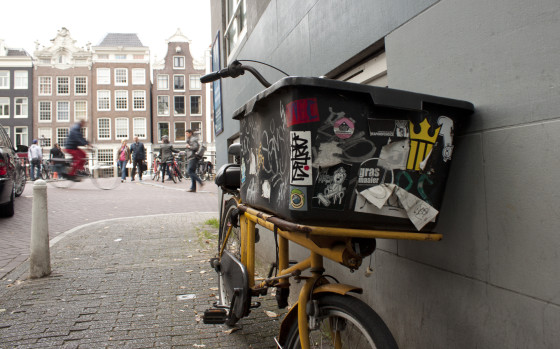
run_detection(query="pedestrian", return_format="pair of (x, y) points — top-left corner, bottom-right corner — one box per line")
(117, 139), (130, 183)
(49, 143), (65, 177)
(185, 129), (204, 192)
(65, 119), (90, 182)
(158, 135), (178, 183)
(27, 139), (42, 181)
(130, 136), (146, 181)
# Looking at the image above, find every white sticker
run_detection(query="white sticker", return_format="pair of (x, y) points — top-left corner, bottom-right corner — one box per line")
(290, 131), (312, 186)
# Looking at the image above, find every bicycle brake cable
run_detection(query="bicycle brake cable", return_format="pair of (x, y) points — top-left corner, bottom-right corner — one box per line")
(237, 59), (290, 77)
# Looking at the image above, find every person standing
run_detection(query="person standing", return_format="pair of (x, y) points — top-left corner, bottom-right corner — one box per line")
(27, 139), (42, 181)
(65, 119), (89, 181)
(117, 140), (130, 182)
(185, 129), (204, 192)
(158, 135), (178, 183)
(49, 143), (65, 176)
(130, 136), (146, 181)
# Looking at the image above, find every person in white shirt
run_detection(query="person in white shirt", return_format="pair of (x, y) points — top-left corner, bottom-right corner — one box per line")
(27, 139), (43, 181)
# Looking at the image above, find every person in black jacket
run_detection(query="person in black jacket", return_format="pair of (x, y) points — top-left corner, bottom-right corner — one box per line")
(158, 135), (178, 183)
(130, 136), (146, 181)
(49, 143), (65, 176)
(65, 120), (89, 181)
(185, 129), (204, 192)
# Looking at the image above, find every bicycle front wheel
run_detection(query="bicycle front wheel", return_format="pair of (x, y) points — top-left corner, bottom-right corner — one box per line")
(90, 163), (121, 190)
(41, 167), (49, 180)
(284, 293), (398, 349)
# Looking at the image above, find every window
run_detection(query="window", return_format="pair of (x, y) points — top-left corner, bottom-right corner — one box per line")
(174, 75), (185, 90)
(15, 98), (28, 118)
(39, 101), (52, 121)
(157, 75), (169, 90)
(38, 128), (52, 147)
(39, 77), (52, 95)
(173, 56), (185, 68)
(97, 68), (110, 84)
(56, 128), (69, 147)
(75, 76), (87, 95)
(133, 91), (146, 110)
(98, 118), (111, 140)
(225, 0), (247, 58)
(189, 75), (201, 90)
(75, 101), (87, 121)
(190, 122), (202, 137)
(97, 54), (109, 60)
(190, 95), (201, 115)
(115, 90), (128, 110)
(57, 77), (69, 95)
(115, 54), (127, 60)
(115, 118), (129, 139)
(132, 69), (145, 85)
(133, 118), (147, 138)
(14, 71), (28, 89)
(0, 97), (9, 117)
(15, 127), (29, 146)
(158, 96), (170, 116)
(158, 122), (169, 142)
(115, 68), (128, 86)
(57, 101), (70, 121)
(133, 54), (144, 60)
(97, 91), (110, 111)
(174, 96), (185, 115)
(0, 71), (9, 89)
(175, 122), (186, 142)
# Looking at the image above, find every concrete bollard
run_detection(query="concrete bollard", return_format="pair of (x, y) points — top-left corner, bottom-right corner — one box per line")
(29, 179), (51, 279)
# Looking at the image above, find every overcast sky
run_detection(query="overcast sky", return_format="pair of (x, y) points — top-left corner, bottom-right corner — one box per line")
(0, 0), (211, 62)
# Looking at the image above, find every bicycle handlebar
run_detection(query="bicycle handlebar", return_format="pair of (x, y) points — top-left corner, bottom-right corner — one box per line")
(200, 60), (272, 88)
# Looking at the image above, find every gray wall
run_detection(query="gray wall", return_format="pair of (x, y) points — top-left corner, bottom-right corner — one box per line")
(214, 0), (560, 347)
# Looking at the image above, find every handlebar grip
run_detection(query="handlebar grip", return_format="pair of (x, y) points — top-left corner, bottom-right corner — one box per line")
(200, 71), (222, 83)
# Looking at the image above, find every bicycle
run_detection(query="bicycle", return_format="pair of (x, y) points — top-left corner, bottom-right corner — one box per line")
(40, 159), (51, 180)
(199, 61), (450, 348)
(151, 154), (161, 181)
(48, 148), (121, 190)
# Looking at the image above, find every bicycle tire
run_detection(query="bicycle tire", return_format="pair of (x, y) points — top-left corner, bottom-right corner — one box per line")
(152, 162), (160, 181)
(49, 176), (75, 189)
(41, 167), (49, 180)
(218, 198), (242, 326)
(90, 162), (121, 190)
(284, 293), (398, 349)
(174, 165), (182, 182)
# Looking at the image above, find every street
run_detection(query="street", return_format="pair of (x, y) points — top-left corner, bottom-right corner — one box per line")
(0, 177), (219, 280)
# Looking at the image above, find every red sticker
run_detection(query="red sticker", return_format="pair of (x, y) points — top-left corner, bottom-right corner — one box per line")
(286, 98), (319, 127)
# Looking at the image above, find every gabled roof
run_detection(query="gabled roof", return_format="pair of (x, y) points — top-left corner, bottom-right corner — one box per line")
(7, 49), (30, 57)
(97, 33), (144, 47)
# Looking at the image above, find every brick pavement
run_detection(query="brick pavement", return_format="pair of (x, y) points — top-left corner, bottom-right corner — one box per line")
(0, 213), (287, 348)
(0, 178), (218, 280)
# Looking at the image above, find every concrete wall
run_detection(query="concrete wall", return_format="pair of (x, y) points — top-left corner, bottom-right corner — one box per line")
(213, 0), (560, 347)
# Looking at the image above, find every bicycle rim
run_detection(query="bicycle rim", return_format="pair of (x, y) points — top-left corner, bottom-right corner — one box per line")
(49, 176), (74, 189)
(90, 163), (121, 190)
(284, 294), (398, 349)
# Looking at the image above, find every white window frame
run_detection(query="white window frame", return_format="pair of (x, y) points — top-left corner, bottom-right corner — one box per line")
(132, 68), (145, 85)
(15, 97), (28, 118)
(97, 68), (110, 84)
(158, 95), (170, 116)
(14, 71), (28, 89)
(39, 101), (52, 122)
(225, 0), (247, 61)
(39, 76), (52, 95)
(115, 90), (128, 111)
(0, 71), (9, 89)
(132, 90), (146, 111)
(57, 101), (70, 122)
(190, 95), (202, 116)
(174, 122), (186, 143)
(189, 74), (201, 90)
(174, 95), (186, 116)
(157, 122), (170, 142)
(133, 117), (147, 139)
(57, 76), (70, 95)
(115, 68), (128, 86)
(115, 118), (129, 140)
(74, 76), (88, 95)
(15, 126), (29, 146)
(56, 127), (69, 147)
(38, 128), (52, 147)
(97, 90), (111, 111)
(0, 97), (9, 118)
(190, 121), (202, 139)
(74, 100), (87, 121)
(173, 56), (185, 69)
(173, 75), (185, 91)
(157, 74), (169, 90)
(97, 118), (111, 140)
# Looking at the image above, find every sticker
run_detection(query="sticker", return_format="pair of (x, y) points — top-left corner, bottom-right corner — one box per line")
(368, 119), (409, 138)
(262, 180), (271, 200)
(290, 131), (312, 185)
(378, 140), (409, 170)
(286, 98), (319, 127)
(333, 117), (355, 139)
(289, 186), (307, 211)
(407, 118), (441, 171)
(437, 116), (454, 162)
(312, 164), (352, 210)
(241, 158), (246, 184)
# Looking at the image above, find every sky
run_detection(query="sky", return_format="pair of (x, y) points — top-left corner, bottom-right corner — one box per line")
(0, 0), (211, 62)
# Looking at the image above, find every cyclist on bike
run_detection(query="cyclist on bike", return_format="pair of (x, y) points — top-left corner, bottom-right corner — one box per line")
(185, 129), (204, 192)
(65, 119), (89, 182)
(159, 135), (179, 183)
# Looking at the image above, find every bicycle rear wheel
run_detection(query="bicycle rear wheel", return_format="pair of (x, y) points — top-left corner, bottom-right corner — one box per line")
(152, 161), (160, 181)
(90, 162), (121, 190)
(284, 293), (398, 349)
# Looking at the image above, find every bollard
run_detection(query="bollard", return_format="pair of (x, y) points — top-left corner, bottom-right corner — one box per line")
(29, 179), (51, 278)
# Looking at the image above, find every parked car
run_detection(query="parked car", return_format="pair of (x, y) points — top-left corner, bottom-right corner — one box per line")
(0, 123), (26, 217)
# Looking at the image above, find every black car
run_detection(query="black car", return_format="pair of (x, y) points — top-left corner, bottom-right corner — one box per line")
(0, 123), (26, 217)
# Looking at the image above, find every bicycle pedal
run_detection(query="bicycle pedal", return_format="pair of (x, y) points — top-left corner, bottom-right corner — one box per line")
(203, 308), (227, 324)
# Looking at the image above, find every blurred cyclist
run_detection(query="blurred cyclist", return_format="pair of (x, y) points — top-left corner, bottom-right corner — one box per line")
(65, 119), (89, 181)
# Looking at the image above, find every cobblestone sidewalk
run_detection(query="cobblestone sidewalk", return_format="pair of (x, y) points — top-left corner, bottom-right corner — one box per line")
(0, 213), (286, 348)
